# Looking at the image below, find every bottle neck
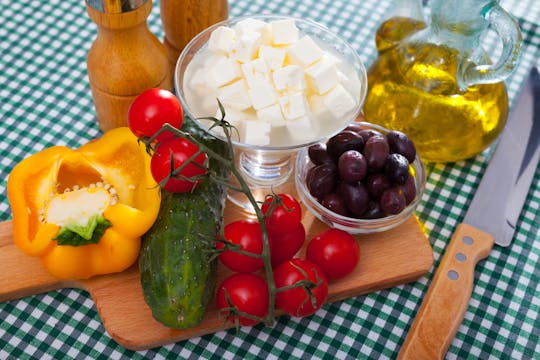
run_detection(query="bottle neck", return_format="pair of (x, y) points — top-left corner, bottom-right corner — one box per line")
(429, 0), (495, 45)
(428, 2), (497, 53)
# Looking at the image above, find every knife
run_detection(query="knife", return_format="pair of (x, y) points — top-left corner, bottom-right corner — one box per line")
(398, 66), (540, 360)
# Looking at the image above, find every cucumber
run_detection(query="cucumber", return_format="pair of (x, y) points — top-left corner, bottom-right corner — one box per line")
(139, 118), (230, 329)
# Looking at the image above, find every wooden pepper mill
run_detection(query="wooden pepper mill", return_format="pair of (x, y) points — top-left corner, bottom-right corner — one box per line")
(86, 0), (173, 132)
(160, 0), (229, 77)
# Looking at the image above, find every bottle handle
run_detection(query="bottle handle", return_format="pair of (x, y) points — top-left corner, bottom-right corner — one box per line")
(459, 4), (522, 89)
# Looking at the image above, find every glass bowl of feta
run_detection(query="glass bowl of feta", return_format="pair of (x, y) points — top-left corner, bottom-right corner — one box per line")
(175, 15), (367, 210)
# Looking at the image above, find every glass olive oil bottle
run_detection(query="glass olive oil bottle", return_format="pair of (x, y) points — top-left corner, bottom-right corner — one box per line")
(364, 0), (522, 163)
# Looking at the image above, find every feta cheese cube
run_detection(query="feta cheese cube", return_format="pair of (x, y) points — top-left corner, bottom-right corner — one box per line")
(214, 107), (257, 142)
(248, 78), (277, 110)
(324, 53), (343, 67)
(217, 79), (252, 110)
(323, 84), (358, 119)
(199, 96), (221, 116)
(257, 103), (285, 127)
(235, 18), (265, 34)
(189, 68), (217, 95)
(286, 116), (317, 142)
(278, 92), (309, 120)
(241, 58), (270, 88)
(235, 18), (272, 45)
(230, 31), (262, 63)
(203, 54), (224, 68)
(338, 70), (361, 99)
(307, 94), (327, 115)
(259, 45), (286, 70)
(243, 120), (271, 145)
(210, 57), (242, 87)
(272, 65), (306, 93)
(215, 106), (256, 126)
(271, 19), (299, 45)
(287, 35), (324, 68)
(208, 26), (236, 55)
(305, 55), (339, 94)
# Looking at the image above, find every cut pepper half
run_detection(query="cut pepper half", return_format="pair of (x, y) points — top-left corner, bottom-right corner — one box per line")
(7, 127), (161, 279)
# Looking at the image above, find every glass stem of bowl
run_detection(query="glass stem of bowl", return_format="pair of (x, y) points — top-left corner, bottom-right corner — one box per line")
(238, 150), (293, 186)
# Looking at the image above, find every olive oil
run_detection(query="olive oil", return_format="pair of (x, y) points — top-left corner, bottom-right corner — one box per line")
(375, 16), (427, 53)
(365, 17), (509, 163)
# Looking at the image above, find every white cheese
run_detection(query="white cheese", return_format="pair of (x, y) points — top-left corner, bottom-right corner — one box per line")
(230, 31), (262, 63)
(323, 83), (357, 119)
(200, 96), (221, 116)
(259, 45), (286, 70)
(209, 107), (256, 141)
(210, 56), (242, 87)
(307, 93), (326, 115)
(184, 17), (364, 147)
(217, 79), (252, 110)
(203, 53), (226, 68)
(257, 103), (286, 127)
(272, 65), (306, 93)
(207, 26), (236, 55)
(235, 18), (272, 45)
(215, 106), (257, 126)
(287, 35), (324, 68)
(305, 55), (339, 94)
(248, 78), (278, 110)
(189, 68), (216, 96)
(241, 58), (270, 88)
(278, 92), (309, 120)
(270, 19), (299, 45)
(243, 120), (271, 145)
(338, 70), (359, 98)
(286, 116), (317, 142)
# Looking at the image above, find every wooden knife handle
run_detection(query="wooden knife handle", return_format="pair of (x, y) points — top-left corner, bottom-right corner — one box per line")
(398, 223), (495, 360)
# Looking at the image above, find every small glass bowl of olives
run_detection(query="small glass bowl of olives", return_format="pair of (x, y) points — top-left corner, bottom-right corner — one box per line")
(294, 122), (426, 234)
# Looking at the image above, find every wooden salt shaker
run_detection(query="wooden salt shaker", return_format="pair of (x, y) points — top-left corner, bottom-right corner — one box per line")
(86, 0), (172, 131)
(160, 0), (229, 77)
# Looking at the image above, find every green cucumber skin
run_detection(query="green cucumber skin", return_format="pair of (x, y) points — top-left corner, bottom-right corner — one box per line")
(139, 118), (229, 329)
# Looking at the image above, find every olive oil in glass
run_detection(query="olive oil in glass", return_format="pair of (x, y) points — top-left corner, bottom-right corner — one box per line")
(364, 0), (521, 163)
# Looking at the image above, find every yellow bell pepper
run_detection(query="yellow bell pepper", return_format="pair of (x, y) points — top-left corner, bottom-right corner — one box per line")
(7, 127), (161, 279)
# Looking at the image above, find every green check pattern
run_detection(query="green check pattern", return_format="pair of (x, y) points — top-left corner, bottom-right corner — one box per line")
(1, 0), (538, 359)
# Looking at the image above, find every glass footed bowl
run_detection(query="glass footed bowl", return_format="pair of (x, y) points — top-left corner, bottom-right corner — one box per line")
(175, 14), (367, 211)
(295, 122), (426, 234)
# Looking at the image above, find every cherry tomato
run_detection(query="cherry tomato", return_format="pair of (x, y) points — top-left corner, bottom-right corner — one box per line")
(217, 220), (264, 273)
(127, 88), (183, 142)
(274, 258), (328, 317)
(269, 223), (306, 267)
(150, 137), (207, 193)
(261, 193), (302, 235)
(216, 273), (269, 326)
(306, 228), (360, 280)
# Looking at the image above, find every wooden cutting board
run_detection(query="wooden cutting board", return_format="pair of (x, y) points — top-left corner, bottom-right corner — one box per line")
(0, 199), (433, 351)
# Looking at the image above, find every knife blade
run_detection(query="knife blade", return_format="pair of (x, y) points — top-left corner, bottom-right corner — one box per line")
(398, 66), (540, 360)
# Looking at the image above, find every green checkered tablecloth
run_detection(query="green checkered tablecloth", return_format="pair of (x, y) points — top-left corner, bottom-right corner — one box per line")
(1, 0), (538, 359)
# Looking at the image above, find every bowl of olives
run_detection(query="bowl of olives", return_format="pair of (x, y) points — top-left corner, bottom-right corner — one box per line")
(295, 122), (426, 234)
